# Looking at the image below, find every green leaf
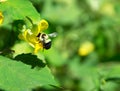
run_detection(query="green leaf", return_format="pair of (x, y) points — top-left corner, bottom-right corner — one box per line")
(0, 0), (40, 24)
(0, 55), (58, 91)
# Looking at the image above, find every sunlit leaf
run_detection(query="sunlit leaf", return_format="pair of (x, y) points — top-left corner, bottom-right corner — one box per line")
(0, 55), (58, 91)
(0, 0), (40, 24)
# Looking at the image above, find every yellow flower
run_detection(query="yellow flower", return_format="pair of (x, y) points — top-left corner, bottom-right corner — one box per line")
(78, 41), (95, 56)
(18, 19), (49, 54)
(0, 11), (4, 25)
(100, 3), (115, 16)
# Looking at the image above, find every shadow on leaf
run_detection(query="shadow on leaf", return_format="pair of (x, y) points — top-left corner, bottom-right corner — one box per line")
(14, 53), (46, 68)
(0, 89), (5, 91)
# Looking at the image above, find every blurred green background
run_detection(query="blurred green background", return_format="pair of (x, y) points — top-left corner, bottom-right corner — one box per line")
(1, 0), (120, 91)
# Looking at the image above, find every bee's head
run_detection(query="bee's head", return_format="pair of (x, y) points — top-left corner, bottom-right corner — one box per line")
(43, 40), (52, 49)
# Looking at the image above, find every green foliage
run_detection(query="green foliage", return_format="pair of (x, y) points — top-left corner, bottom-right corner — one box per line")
(0, 0), (58, 91)
(0, 0), (40, 24)
(0, 55), (58, 91)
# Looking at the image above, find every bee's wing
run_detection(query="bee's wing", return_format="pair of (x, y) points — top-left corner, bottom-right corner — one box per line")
(48, 32), (57, 38)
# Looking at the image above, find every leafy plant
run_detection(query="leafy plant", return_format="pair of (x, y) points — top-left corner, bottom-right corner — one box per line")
(0, 0), (58, 91)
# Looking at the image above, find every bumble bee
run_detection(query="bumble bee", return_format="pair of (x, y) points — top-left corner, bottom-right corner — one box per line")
(37, 32), (57, 50)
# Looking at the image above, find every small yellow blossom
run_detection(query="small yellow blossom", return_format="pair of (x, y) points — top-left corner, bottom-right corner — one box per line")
(78, 41), (95, 56)
(100, 3), (115, 16)
(0, 11), (4, 25)
(19, 19), (49, 54)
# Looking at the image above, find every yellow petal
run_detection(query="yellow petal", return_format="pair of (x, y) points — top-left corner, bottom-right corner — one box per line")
(18, 29), (37, 46)
(26, 34), (38, 44)
(0, 12), (4, 25)
(34, 43), (43, 54)
(18, 28), (44, 53)
(30, 19), (49, 36)
(38, 19), (49, 32)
